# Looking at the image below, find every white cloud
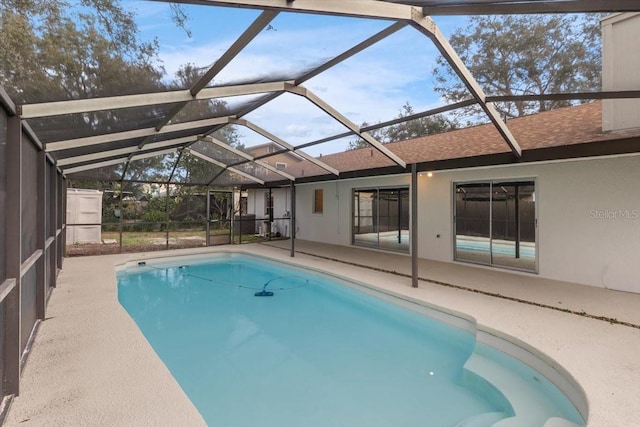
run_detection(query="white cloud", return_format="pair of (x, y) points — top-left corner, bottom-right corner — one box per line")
(285, 124), (312, 138)
(152, 13), (444, 154)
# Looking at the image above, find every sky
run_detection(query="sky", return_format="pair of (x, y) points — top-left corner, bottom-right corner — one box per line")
(128, 1), (468, 156)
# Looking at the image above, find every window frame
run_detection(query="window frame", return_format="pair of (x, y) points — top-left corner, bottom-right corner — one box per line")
(351, 185), (410, 253)
(452, 177), (538, 273)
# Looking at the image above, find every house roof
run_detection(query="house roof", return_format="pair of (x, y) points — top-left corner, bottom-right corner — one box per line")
(306, 101), (640, 176)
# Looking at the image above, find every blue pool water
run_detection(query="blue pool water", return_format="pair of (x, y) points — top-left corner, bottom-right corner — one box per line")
(118, 254), (583, 427)
(456, 237), (536, 258)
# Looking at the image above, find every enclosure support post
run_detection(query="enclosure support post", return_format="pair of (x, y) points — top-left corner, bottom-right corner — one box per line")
(206, 189), (211, 247)
(268, 187), (272, 241)
(515, 185), (520, 259)
(238, 187), (243, 245)
(411, 164), (418, 288)
(36, 150), (46, 320)
(5, 116), (23, 395)
(165, 183), (170, 250)
(290, 181), (295, 257)
(397, 190), (402, 244)
(51, 165), (58, 288)
(228, 191), (233, 245)
(118, 180), (124, 253)
(61, 177), (67, 261)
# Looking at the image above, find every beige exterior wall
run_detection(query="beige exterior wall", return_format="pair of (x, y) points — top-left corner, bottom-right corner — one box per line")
(601, 13), (640, 132)
(293, 155), (640, 293)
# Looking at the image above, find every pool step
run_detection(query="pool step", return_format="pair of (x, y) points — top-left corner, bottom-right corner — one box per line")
(543, 418), (583, 427)
(454, 412), (508, 427)
(463, 351), (580, 427)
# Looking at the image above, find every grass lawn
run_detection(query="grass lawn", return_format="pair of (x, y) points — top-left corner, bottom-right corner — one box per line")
(102, 230), (208, 246)
(100, 229), (285, 246)
(66, 228), (289, 257)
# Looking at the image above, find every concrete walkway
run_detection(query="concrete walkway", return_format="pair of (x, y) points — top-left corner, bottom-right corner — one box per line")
(5, 243), (640, 426)
(266, 239), (640, 327)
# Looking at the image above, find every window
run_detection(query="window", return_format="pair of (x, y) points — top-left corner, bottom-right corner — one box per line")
(454, 180), (536, 272)
(276, 162), (287, 170)
(313, 189), (323, 213)
(352, 187), (409, 252)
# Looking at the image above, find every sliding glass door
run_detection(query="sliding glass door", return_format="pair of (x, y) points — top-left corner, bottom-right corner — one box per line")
(455, 180), (536, 271)
(353, 187), (409, 253)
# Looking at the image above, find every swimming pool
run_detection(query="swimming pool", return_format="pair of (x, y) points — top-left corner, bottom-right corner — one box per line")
(117, 253), (585, 426)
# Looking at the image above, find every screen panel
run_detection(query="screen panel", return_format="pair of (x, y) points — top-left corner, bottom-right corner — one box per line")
(0, 108), (7, 282)
(21, 134), (39, 262)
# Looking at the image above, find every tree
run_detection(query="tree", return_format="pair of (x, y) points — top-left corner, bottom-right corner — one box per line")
(348, 102), (456, 150)
(383, 103), (455, 142)
(172, 63), (241, 147)
(433, 14), (602, 119)
(0, 0), (164, 104)
(347, 121), (386, 150)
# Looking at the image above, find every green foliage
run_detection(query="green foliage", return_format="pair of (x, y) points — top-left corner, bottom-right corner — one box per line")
(142, 196), (174, 225)
(0, 2), (237, 186)
(0, 0), (163, 104)
(433, 14), (602, 119)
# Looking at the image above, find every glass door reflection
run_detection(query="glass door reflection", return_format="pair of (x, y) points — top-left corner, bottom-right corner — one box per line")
(353, 188), (409, 252)
(455, 181), (536, 272)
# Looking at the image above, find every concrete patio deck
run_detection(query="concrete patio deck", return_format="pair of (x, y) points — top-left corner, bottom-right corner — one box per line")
(5, 241), (640, 426)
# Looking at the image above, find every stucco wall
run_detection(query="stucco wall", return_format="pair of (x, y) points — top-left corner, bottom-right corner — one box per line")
(296, 175), (411, 246)
(293, 155), (640, 292)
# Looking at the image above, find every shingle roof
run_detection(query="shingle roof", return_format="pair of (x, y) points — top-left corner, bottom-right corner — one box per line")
(317, 101), (640, 173)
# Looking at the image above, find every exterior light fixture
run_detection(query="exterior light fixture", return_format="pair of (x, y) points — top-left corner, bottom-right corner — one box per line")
(427, 172), (433, 178)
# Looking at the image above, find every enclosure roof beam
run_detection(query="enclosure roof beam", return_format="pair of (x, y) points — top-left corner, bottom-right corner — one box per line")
(19, 81), (289, 119)
(285, 84), (407, 168)
(199, 135), (296, 181)
(230, 118), (340, 175)
(186, 148), (265, 185)
(191, 11), (279, 95)
(62, 147), (179, 174)
(206, 169), (228, 186)
(160, 0), (640, 17)
(419, 0), (640, 15)
(291, 99), (476, 150)
(166, 150), (185, 184)
(63, 158), (128, 175)
(140, 11), (279, 149)
(55, 136), (198, 167)
(410, 15), (522, 159)
(153, 0), (415, 20)
(196, 19), (410, 145)
(45, 116), (230, 152)
(224, 20), (409, 131)
(294, 21), (408, 85)
(120, 158), (131, 182)
(486, 90), (640, 103)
